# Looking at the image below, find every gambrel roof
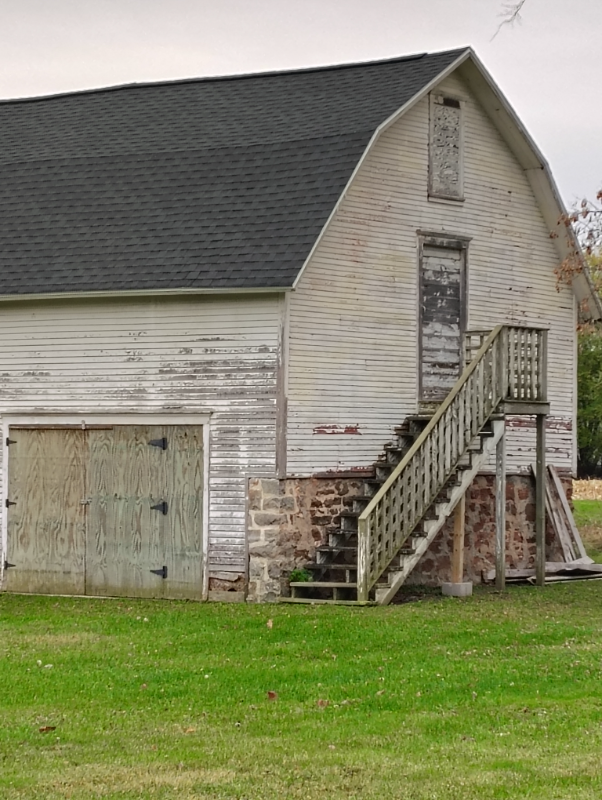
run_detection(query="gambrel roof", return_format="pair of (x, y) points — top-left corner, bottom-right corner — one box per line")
(0, 47), (599, 318)
(0, 49), (463, 296)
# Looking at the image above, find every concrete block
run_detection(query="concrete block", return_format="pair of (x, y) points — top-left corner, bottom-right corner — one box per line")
(441, 582), (473, 598)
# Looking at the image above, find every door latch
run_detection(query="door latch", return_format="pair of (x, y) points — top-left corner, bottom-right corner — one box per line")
(80, 498), (92, 505)
(150, 566), (168, 579)
(151, 501), (168, 515)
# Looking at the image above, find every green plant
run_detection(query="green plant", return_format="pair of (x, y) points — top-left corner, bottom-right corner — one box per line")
(289, 567), (312, 583)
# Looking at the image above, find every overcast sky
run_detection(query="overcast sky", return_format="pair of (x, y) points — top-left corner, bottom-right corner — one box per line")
(1, 0), (600, 205)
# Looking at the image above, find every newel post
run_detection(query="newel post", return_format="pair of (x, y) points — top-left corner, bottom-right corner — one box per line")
(499, 327), (509, 402)
(357, 517), (369, 603)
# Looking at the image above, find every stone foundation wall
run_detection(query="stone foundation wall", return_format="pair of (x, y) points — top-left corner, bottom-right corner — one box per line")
(247, 474), (363, 602)
(246, 471), (573, 601)
(409, 473), (569, 585)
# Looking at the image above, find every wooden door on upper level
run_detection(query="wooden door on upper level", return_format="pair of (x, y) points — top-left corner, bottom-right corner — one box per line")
(419, 239), (466, 404)
(4, 425), (204, 599)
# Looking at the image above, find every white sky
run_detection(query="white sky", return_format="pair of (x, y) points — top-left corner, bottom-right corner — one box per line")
(1, 0), (600, 205)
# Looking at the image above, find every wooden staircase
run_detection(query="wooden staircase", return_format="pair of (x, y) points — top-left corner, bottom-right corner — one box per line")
(284, 325), (548, 606)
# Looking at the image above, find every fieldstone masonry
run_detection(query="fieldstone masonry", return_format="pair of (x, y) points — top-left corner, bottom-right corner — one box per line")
(246, 471), (573, 601)
(247, 474), (363, 602)
(410, 473), (569, 585)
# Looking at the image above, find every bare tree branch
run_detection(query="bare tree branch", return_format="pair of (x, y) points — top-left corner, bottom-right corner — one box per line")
(492, 0), (528, 40)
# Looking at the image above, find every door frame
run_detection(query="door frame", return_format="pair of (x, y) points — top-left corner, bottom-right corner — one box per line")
(417, 232), (470, 406)
(1, 412), (211, 600)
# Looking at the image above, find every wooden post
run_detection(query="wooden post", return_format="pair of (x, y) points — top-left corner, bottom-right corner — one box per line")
(357, 517), (369, 603)
(535, 413), (546, 587)
(451, 494), (466, 584)
(495, 420), (506, 590)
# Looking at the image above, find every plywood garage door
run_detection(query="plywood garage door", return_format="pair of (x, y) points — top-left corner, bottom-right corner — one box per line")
(5, 425), (204, 600)
(5, 429), (87, 595)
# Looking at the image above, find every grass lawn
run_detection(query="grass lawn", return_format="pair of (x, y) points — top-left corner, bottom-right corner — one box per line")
(573, 498), (602, 562)
(2, 586), (602, 799)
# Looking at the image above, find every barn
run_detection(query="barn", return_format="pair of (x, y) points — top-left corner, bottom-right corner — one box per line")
(0, 47), (599, 603)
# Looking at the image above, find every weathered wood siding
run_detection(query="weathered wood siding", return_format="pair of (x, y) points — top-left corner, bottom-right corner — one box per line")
(0, 294), (280, 580)
(420, 245), (464, 402)
(287, 69), (576, 475)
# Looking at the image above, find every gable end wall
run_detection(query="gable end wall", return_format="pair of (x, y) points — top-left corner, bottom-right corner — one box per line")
(286, 70), (576, 476)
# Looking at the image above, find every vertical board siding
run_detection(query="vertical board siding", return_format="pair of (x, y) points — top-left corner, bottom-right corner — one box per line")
(287, 70), (575, 475)
(0, 294), (280, 578)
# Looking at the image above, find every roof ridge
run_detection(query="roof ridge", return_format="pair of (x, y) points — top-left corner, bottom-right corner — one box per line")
(0, 47), (469, 106)
(0, 128), (375, 169)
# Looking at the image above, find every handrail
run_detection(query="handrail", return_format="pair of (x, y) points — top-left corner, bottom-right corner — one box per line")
(356, 325), (547, 601)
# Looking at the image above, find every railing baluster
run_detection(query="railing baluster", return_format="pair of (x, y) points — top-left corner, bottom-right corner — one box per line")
(529, 330), (535, 400)
(509, 328), (515, 399)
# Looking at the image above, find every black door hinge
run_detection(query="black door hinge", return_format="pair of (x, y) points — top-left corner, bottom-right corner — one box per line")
(150, 565), (168, 579)
(5, 499), (15, 508)
(4, 561), (15, 570)
(6, 438), (16, 446)
(151, 500), (168, 515)
(149, 437), (167, 450)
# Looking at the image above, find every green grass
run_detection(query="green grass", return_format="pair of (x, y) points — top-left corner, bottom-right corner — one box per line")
(573, 498), (602, 528)
(2, 586), (602, 799)
(573, 498), (602, 561)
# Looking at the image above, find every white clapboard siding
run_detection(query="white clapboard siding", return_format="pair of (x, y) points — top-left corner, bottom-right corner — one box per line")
(0, 294), (281, 576)
(287, 69), (575, 475)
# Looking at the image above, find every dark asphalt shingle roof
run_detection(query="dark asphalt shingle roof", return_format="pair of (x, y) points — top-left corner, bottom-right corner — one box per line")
(0, 48), (466, 295)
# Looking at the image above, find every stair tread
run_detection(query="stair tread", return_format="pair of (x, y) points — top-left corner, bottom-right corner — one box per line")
(290, 581), (357, 588)
(317, 545), (357, 552)
(305, 563), (356, 570)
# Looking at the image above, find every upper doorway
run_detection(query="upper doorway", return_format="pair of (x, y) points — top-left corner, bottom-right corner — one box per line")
(419, 235), (467, 406)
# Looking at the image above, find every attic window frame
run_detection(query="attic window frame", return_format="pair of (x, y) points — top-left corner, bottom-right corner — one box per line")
(428, 93), (465, 203)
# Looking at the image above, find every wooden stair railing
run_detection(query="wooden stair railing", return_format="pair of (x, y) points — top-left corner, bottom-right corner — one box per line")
(356, 325), (548, 602)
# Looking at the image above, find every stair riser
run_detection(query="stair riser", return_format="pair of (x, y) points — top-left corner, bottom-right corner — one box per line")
(291, 586), (358, 602)
(375, 464), (395, 481)
(328, 533), (358, 548)
(307, 569), (357, 583)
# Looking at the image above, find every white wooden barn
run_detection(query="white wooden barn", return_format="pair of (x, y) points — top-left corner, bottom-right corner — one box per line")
(0, 48), (599, 603)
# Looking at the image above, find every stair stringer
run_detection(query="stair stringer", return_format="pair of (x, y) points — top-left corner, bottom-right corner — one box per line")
(374, 419), (505, 605)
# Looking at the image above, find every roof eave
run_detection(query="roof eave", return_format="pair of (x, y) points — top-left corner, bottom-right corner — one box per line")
(0, 285), (292, 304)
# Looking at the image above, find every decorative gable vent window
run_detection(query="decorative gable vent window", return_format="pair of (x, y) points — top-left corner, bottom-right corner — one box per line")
(429, 94), (464, 201)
